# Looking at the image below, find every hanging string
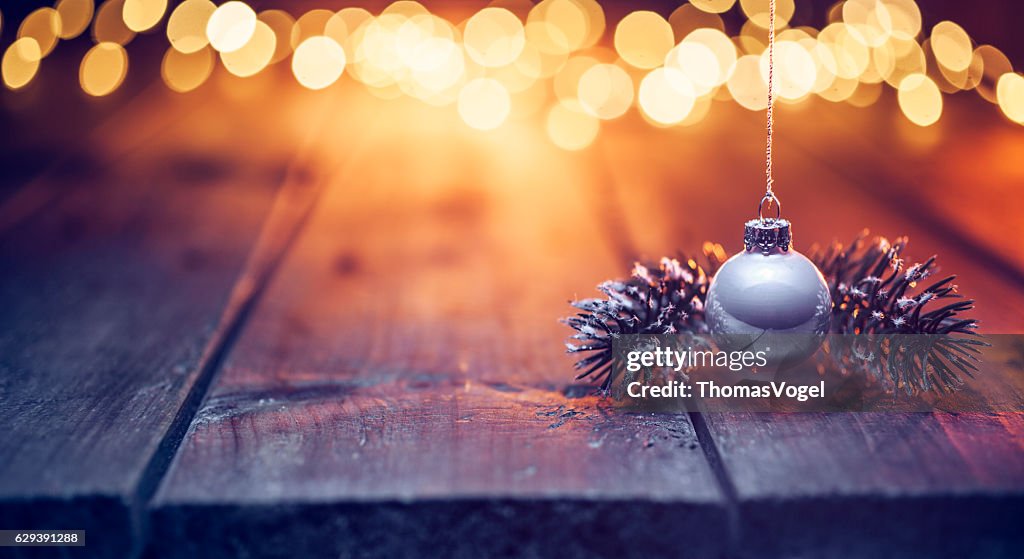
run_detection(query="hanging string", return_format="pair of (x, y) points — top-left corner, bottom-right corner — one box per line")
(764, 0), (777, 213)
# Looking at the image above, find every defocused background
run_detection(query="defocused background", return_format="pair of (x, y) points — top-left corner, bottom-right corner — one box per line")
(1, 0), (1023, 328)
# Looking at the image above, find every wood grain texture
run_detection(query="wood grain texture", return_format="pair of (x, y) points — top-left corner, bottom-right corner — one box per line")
(600, 97), (1024, 557)
(150, 99), (728, 558)
(0, 82), (334, 558)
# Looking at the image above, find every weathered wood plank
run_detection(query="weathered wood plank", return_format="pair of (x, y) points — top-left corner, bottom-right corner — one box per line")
(0, 80), (333, 558)
(601, 97), (1024, 557)
(150, 97), (728, 558)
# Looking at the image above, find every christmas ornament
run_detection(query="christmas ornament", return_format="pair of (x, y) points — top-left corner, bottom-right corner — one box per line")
(563, 234), (981, 394)
(704, 0), (830, 368)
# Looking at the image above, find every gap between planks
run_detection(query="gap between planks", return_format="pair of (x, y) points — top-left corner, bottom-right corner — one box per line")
(126, 91), (359, 557)
(593, 137), (746, 555)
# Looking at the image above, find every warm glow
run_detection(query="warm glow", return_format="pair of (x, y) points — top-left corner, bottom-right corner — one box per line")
(18, 8), (62, 58)
(167, 0), (215, 54)
(458, 78), (511, 130)
(546, 103), (599, 150)
(0, 0), (1012, 135)
(56, 0), (95, 40)
(577, 63), (633, 120)
(122, 0), (167, 33)
(2, 38), (42, 90)
(206, 1), (257, 53)
(996, 73), (1024, 124)
(292, 36), (346, 90)
(638, 67), (696, 125)
(615, 11), (674, 70)
(80, 41), (128, 97)
(931, 21), (972, 73)
(464, 8), (525, 68)
(161, 45), (213, 92)
(898, 73), (942, 126)
(221, 20), (275, 78)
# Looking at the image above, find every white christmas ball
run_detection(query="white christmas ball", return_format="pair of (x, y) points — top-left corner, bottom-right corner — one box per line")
(706, 219), (832, 370)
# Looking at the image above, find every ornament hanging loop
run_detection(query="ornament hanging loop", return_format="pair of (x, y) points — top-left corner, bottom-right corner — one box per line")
(758, 193), (781, 222)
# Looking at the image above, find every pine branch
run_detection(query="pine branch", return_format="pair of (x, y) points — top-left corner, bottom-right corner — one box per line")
(808, 231), (984, 394)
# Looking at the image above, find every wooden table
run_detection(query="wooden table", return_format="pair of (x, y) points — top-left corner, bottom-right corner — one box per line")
(1, 61), (1022, 559)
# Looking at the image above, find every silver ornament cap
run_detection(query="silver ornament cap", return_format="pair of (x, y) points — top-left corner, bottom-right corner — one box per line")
(744, 218), (791, 254)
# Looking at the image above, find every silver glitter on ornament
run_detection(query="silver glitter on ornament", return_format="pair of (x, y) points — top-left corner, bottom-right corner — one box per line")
(706, 218), (832, 372)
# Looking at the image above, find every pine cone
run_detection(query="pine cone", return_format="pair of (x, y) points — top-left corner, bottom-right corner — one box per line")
(563, 243), (727, 391)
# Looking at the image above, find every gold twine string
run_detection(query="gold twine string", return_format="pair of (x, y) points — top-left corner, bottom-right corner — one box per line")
(764, 0), (777, 211)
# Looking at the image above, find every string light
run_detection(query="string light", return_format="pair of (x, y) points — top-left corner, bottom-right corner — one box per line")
(0, 0), (1020, 140)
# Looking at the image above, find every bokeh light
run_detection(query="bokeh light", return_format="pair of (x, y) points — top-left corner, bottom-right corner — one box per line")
(728, 54), (768, 110)
(553, 55), (597, 106)
(638, 67), (696, 125)
(996, 73), (1024, 124)
(161, 45), (213, 92)
(464, 8), (525, 68)
(221, 20), (275, 78)
(18, 8), (62, 58)
(291, 9), (334, 49)
(167, 0), (214, 53)
(292, 36), (346, 90)
(931, 21), (972, 73)
(93, 0), (136, 45)
(2, 38), (42, 90)
(615, 11), (673, 70)
(691, 0), (737, 15)
(761, 40), (816, 100)
(258, 10), (295, 64)
(976, 45), (1012, 103)
(577, 63), (633, 120)
(206, 1), (256, 53)
(741, 0), (795, 30)
(882, 0), (922, 41)
(0, 0), (1017, 139)
(56, 0), (95, 40)
(80, 41), (128, 96)
(122, 0), (167, 33)
(898, 73), (942, 126)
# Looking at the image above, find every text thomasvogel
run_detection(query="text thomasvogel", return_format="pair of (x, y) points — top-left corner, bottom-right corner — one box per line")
(623, 346), (825, 402)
